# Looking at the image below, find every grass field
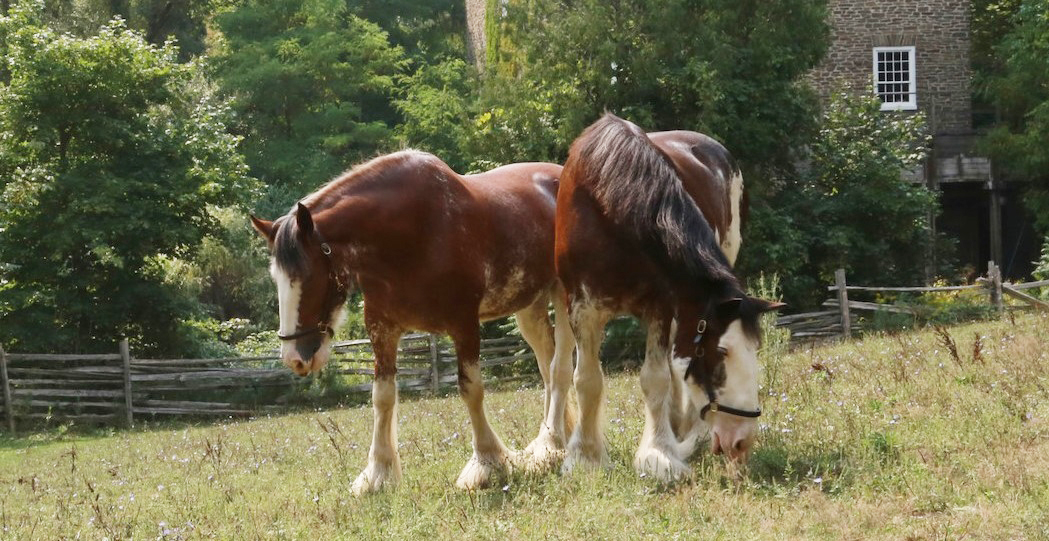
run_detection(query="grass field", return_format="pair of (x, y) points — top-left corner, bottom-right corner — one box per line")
(2, 313), (1048, 540)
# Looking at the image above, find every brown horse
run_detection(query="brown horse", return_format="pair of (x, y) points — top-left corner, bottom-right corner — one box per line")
(554, 114), (781, 482)
(251, 151), (574, 493)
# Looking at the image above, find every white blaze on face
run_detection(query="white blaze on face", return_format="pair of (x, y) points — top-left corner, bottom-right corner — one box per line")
(680, 319), (760, 459)
(270, 261), (302, 362)
(716, 320), (760, 412)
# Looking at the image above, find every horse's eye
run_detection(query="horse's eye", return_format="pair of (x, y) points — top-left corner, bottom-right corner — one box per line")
(717, 346), (728, 356)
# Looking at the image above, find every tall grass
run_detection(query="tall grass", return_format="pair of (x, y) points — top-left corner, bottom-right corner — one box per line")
(1, 314), (1047, 539)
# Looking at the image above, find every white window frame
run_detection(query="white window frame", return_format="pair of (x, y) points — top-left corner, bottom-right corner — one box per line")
(872, 46), (917, 111)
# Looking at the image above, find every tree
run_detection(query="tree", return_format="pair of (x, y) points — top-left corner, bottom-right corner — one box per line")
(740, 92), (939, 308)
(467, 0), (829, 171)
(0, 3), (255, 354)
(213, 0), (407, 215)
(976, 0), (1049, 230)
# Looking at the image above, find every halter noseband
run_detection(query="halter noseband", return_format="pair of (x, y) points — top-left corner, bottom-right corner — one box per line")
(691, 319), (762, 420)
(277, 230), (346, 342)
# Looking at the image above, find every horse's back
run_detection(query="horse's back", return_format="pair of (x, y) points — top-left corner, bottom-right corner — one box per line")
(462, 162), (562, 319)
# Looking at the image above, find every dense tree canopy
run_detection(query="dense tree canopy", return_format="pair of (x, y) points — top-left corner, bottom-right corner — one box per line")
(213, 0), (407, 216)
(0, 3), (253, 353)
(5, 0), (1037, 353)
(471, 0), (829, 173)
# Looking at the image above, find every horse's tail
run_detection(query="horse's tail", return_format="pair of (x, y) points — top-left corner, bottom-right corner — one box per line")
(563, 113), (737, 289)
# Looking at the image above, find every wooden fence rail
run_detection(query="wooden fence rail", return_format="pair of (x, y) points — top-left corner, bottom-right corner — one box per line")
(777, 262), (1047, 343)
(0, 332), (536, 433)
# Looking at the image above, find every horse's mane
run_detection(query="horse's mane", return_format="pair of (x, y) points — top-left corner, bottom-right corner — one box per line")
(302, 149), (436, 208)
(565, 113), (738, 293)
(272, 150), (439, 278)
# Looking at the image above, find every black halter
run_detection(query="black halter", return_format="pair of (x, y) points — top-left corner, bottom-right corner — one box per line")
(691, 319), (762, 420)
(277, 231), (346, 342)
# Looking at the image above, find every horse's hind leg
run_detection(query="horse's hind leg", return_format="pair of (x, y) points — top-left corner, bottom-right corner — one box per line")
(351, 324), (404, 496)
(562, 301), (611, 474)
(452, 325), (512, 489)
(519, 290), (576, 470)
(634, 317), (691, 482)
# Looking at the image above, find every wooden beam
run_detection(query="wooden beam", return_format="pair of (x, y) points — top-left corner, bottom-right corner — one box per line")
(121, 339), (133, 428)
(1, 345), (14, 433)
(835, 269), (851, 340)
(1001, 285), (1049, 312)
(827, 284), (982, 293)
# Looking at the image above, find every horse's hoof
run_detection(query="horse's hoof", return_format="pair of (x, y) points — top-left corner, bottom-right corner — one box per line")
(561, 440), (609, 475)
(521, 434), (565, 472)
(456, 453), (510, 490)
(633, 446), (691, 483)
(350, 462), (400, 496)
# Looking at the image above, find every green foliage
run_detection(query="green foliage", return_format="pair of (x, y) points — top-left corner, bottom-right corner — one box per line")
(393, 57), (474, 171)
(977, 0), (1049, 231)
(213, 0), (408, 211)
(741, 92), (940, 309)
(470, 0), (829, 169)
(1031, 235), (1049, 300)
(0, 3), (255, 354)
(189, 207), (275, 326)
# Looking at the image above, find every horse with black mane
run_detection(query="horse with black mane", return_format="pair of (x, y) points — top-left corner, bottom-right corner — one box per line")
(554, 114), (782, 482)
(251, 151), (574, 494)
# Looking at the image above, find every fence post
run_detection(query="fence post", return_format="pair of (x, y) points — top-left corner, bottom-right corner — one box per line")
(0, 345), (14, 433)
(120, 339), (134, 428)
(429, 333), (440, 393)
(835, 268), (851, 339)
(988, 261), (1004, 313)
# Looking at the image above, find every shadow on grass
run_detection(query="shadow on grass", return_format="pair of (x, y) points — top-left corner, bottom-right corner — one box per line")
(739, 445), (854, 494)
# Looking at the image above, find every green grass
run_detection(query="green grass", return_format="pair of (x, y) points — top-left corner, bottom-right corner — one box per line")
(2, 314), (1049, 540)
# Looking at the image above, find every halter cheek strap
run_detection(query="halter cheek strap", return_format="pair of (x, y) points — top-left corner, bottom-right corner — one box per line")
(277, 230), (346, 342)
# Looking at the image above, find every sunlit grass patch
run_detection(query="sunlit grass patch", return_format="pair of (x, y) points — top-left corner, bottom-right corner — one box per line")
(1, 314), (1048, 539)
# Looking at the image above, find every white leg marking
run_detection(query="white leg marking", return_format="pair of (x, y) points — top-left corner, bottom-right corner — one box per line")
(352, 376), (402, 495)
(562, 302), (610, 474)
(517, 297), (562, 471)
(634, 319), (691, 482)
(456, 362), (513, 489)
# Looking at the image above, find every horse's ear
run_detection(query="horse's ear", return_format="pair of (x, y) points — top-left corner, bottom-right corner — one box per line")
(250, 215), (276, 243)
(740, 297), (787, 317)
(758, 300), (787, 314)
(295, 202), (314, 237)
(715, 298), (743, 320)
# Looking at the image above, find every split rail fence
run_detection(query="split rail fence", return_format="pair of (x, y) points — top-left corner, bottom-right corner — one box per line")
(775, 262), (1049, 342)
(0, 333), (535, 433)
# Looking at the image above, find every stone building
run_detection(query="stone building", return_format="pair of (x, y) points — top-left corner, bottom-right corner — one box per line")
(810, 0), (1035, 278)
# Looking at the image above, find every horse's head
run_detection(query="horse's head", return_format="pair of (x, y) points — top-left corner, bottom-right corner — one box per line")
(252, 203), (351, 376)
(674, 295), (784, 462)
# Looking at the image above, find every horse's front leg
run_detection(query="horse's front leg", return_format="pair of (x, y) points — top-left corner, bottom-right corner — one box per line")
(452, 324), (513, 489)
(634, 317), (691, 482)
(351, 324), (404, 496)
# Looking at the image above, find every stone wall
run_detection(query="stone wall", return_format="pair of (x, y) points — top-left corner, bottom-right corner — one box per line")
(809, 0), (973, 135)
